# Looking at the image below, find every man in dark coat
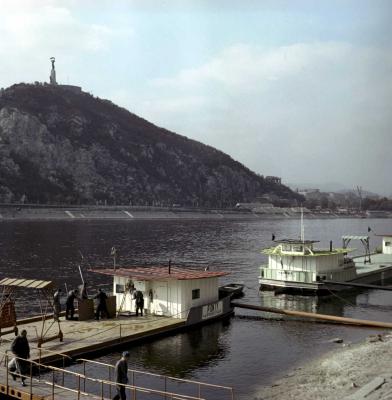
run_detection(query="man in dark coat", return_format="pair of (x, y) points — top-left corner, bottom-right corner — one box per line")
(94, 288), (108, 320)
(9, 329), (30, 386)
(113, 351), (130, 400)
(134, 290), (144, 316)
(65, 289), (78, 320)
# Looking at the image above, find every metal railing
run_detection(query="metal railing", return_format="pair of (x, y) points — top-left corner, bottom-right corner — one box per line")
(0, 350), (233, 399)
(77, 358), (235, 400)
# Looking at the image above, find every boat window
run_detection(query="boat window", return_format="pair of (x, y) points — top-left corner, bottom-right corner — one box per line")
(192, 289), (200, 300)
(292, 245), (303, 252)
(115, 284), (125, 293)
(385, 241), (391, 246)
(282, 244), (291, 251)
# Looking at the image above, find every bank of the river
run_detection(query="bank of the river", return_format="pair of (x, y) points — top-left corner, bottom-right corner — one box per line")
(256, 333), (392, 400)
(0, 204), (389, 221)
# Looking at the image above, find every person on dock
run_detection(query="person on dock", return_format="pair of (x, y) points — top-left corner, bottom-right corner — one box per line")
(53, 288), (62, 321)
(134, 290), (144, 316)
(9, 329), (30, 387)
(94, 288), (108, 320)
(65, 289), (78, 320)
(113, 351), (130, 400)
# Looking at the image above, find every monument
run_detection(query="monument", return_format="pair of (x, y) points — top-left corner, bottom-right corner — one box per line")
(49, 57), (57, 85)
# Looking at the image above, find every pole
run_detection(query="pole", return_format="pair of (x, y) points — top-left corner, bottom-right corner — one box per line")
(78, 265), (85, 285)
(232, 302), (392, 329)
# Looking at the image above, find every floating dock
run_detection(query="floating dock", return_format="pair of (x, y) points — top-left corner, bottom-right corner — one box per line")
(0, 314), (185, 365)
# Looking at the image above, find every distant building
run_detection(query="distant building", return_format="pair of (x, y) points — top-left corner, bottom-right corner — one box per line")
(265, 176), (281, 185)
(298, 188), (320, 197)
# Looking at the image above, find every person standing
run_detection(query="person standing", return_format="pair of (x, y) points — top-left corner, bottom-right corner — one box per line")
(134, 290), (144, 317)
(65, 289), (78, 320)
(9, 329), (30, 387)
(94, 288), (108, 320)
(113, 351), (130, 400)
(53, 288), (62, 321)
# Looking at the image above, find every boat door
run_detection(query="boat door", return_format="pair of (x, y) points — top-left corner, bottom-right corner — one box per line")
(153, 282), (170, 316)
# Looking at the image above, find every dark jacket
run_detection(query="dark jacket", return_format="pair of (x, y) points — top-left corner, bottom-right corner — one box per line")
(134, 290), (144, 305)
(94, 291), (108, 305)
(115, 358), (128, 385)
(66, 291), (77, 306)
(11, 335), (30, 359)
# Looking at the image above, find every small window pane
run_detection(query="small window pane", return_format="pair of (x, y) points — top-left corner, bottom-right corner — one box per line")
(116, 284), (125, 293)
(192, 289), (200, 299)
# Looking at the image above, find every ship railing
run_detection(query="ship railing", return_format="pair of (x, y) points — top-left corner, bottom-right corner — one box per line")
(77, 358), (235, 400)
(0, 350), (210, 399)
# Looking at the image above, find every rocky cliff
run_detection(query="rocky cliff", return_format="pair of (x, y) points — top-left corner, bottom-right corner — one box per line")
(0, 83), (302, 206)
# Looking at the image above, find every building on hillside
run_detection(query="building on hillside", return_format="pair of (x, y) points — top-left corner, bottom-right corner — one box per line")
(265, 176), (282, 185)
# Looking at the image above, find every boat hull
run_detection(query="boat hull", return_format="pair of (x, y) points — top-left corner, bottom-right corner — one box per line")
(185, 295), (234, 326)
(259, 265), (392, 295)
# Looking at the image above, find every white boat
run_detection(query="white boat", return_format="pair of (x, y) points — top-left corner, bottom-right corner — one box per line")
(259, 234), (392, 294)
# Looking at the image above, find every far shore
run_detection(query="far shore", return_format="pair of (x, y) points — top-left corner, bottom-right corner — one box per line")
(0, 203), (390, 221)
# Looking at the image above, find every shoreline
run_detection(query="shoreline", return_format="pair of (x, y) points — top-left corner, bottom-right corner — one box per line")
(255, 333), (392, 400)
(0, 204), (390, 221)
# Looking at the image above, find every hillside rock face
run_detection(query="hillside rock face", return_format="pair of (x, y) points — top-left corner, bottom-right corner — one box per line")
(0, 83), (302, 206)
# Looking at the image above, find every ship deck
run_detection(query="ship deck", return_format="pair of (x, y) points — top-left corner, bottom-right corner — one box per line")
(352, 253), (392, 281)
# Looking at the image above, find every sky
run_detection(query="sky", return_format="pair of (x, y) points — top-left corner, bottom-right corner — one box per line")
(1, 0), (391, 195)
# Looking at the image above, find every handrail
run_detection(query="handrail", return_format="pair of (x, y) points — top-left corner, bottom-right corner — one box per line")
(77, 357), (235, 397)
(1, 351), (209, 400)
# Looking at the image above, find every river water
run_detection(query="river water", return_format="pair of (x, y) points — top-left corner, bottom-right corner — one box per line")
(0, 218), (391, 399)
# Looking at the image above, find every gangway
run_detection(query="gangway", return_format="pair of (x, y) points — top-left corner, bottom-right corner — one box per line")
(0, 350), (234, 400)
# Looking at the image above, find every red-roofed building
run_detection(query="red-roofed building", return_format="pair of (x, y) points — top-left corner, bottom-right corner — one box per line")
(91, 265), (230, 319)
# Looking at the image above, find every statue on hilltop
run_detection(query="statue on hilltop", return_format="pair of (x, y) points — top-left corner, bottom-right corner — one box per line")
(49, 57), (57, 85)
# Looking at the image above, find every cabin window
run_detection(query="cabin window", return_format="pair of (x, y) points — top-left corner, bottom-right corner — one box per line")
(292, 245), (303, 252)
(115, 284), (125, 293)
(282, 244), (291, 251)
(192, 289), (200, 300)
(385, 241), (391, 246)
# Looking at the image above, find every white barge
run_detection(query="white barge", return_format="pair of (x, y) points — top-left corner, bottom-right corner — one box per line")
(259, 234), (392, 294)
(92, 265), (235, 325)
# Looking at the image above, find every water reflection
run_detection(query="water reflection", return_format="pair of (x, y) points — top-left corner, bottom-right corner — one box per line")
(100, 319), (232, 378)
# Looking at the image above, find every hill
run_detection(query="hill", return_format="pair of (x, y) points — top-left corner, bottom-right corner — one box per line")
(0, 83), (302, 207)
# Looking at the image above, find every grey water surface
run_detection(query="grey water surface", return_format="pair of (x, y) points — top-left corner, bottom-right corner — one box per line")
(0, 218), (391, 399)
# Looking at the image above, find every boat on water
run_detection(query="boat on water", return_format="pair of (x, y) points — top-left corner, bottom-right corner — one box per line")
(91, 264), (236, 326)
(259, 234), (392, 295)
(219, 283), (245, 299)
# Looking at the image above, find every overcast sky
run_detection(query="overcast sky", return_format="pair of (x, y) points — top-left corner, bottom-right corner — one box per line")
(1, 0), (391, 195)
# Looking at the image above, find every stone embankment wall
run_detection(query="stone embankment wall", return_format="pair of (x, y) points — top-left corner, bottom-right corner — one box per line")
(0, 204), (388, 221)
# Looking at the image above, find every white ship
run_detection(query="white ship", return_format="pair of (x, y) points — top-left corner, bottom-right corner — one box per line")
(259, 232), (392, 295)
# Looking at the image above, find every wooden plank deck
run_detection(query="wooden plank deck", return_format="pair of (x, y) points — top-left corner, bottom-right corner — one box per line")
(0, 314), (186, 365)
(0, 314), (187, 399)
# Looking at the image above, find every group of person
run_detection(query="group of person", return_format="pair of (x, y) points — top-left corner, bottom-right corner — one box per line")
(53, 283), (109, 321)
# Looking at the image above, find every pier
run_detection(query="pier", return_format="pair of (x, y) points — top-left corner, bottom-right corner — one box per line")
(0, 315), (186, 365)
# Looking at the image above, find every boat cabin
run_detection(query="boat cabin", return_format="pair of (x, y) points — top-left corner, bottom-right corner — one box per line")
(276, 239), (318, 256)
(261, 238), (355, 285)
(377, 234), (392, 255)
(92, 266), (228, 319)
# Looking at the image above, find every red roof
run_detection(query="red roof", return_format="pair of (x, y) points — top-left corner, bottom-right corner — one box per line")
(90, 266), (229, 281)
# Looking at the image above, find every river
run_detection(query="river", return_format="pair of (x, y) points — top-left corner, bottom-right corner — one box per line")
(0, 217), (391, 399)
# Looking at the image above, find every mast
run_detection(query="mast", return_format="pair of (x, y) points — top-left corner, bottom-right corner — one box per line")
(300, 206), (305, 242)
